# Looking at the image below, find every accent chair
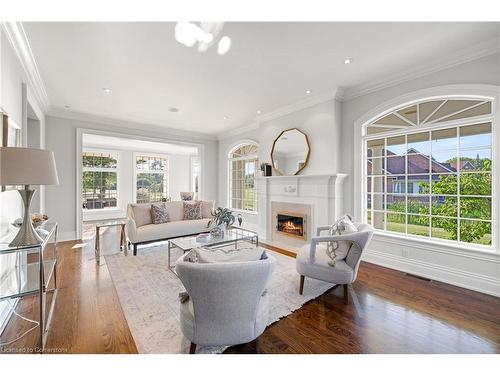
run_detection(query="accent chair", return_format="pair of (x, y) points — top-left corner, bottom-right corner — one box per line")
(176, 252), (276, 353)
(296, 223), (374, 304)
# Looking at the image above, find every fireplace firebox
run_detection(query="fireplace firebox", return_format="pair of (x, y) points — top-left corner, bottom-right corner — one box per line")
(276, 213), (306, 239)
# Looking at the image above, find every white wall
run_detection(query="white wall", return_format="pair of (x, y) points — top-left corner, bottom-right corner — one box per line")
(45, 114), (218, 240)
(217, 99), (341, 231)
(340, 53), (500, 296)
(259, 100), (340, 174)
(0, 27), (47, 333)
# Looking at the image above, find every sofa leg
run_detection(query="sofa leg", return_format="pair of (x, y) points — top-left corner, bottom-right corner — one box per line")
(343, 284), (349, 305)
(299, 275), (305, 295)
(189, 342), (197, 354)
(133, 244), (138, 256)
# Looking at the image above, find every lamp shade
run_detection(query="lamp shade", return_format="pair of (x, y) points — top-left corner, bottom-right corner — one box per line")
(0, 147), (59, 186)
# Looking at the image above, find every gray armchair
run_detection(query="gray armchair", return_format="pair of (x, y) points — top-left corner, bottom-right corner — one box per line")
(296, 223), (373, 304)
(176, 252), (276, 353)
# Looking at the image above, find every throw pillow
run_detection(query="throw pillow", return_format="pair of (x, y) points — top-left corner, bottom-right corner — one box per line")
(195, 246), (265, 263)
(183, 200), (202, 220)
(326, 214), (357, 266)
(151, 203), (170, 224)
(180, 192), (194, 201)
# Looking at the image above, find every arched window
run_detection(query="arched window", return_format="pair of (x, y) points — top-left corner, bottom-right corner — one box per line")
(228, 143), (258, 212)
(363, 97), (494, 247)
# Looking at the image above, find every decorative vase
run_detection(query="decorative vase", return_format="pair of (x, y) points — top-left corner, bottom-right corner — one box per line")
(218, 223), (228, 236)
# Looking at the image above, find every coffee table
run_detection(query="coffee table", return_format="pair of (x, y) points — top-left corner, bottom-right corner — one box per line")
(167, 227), (258, 273)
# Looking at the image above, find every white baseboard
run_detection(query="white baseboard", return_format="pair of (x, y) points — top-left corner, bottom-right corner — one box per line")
(362, 248), (500, 297)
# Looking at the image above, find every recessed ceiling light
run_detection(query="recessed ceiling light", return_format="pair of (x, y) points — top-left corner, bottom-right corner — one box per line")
(256, 110), (262, 115)
(344, 58), (353, 64)
(305, 90), (312, 95)
(102, 88), (113, 94)
(223, 116), (229, 120)
(169, 107), (180, 113)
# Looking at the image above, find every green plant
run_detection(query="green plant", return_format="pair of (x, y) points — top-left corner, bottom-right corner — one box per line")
(260, 163), (268, 172)
(207, 207), (241, 228)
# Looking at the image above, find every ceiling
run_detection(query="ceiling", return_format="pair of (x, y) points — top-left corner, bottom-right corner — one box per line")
(23, 22), (500, 135)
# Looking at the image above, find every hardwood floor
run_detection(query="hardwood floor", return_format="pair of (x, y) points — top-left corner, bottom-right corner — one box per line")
(1, 226), (499, 354)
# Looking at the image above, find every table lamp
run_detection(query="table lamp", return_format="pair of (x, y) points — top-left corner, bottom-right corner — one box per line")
(0, 147), (59, 246)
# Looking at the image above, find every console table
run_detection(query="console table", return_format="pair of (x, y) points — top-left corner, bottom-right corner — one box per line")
(0, 221), (58, 352)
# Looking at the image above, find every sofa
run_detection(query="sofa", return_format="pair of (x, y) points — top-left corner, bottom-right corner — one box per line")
(126, 200), (214, 255)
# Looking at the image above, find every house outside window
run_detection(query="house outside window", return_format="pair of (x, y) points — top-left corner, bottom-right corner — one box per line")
(228, 143), (258, 212)
(365, 98), (494, 247)
(82, 151), (118, 210)
(135, 154), (169, 203)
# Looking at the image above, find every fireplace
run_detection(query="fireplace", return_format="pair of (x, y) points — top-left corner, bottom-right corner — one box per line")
(276, 213), (306, 239)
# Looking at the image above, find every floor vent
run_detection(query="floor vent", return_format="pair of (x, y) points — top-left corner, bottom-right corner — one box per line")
(405, 273), (432, 282)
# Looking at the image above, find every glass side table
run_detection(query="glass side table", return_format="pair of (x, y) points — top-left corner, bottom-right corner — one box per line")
(0, 221), (58, 352)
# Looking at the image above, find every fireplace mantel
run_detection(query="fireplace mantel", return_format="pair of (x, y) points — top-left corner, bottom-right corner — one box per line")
(256, 173), (348, 252)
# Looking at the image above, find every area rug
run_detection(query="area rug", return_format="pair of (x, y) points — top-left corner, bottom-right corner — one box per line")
(105, 245), (333, 353)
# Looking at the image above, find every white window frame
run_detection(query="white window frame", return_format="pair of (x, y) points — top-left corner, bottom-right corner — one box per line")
(227, 142), (259, 214)
(190, 155), (200, 199)
(82, 149), (120, 211)
(133, 152), (170, 204)
(354, 85), (499, 254)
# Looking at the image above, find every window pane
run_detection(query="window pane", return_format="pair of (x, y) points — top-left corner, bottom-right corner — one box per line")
(407, 153), (430, 174)
(386, 136), (405, 157)
(431, 217), (457, 240)
(386, 213), (405, 233)
(372, 211), (385, 230)
(460, 173), (491, 196)
(407, 132), (429, 154)
(460, 197), (491, 220)
(407, 215), (429, 237)
(445, 102), (491, 122)
(367, 139), (385, 157)
(459, 148), (491, 172)
(432, 128), (457, 151)
(397, 105), (417, 126)
(431, 196), (457, 217)
(460, 123), (491, 149)
(371, 193), (384, 211)
(366, 210), (372, 225)
(407, 175), (429, 194)
(368, 176), (385, 194)
(431, 174), (457, 195)
(407, 195), (429, 214)
(460, 220), (491, 245)
(431, 150), (457, 172)
(367, 158), (385, 176)
(386, 195), (405, 212)
(388, 176), (405, 194)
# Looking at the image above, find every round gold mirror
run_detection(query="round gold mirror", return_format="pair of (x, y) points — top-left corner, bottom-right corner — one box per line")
(271, 128), (310, 175)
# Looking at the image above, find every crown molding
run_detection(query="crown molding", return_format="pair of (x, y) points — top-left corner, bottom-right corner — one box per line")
(217, 121), (259, 140)
(256, 90), (339, 123)
(48, 107), (218, 142)
(1, 22), (51, 113)
(340, 36), (500, 102)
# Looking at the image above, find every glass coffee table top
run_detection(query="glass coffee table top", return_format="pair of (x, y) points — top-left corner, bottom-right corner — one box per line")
(169, 227), (258, 251)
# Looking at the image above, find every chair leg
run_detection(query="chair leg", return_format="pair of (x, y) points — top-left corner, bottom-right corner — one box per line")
(189, 342), (197, 354)
(299, 275), (305, 295)
(133, 244), (138, 256)
(343, 284), (349, 305)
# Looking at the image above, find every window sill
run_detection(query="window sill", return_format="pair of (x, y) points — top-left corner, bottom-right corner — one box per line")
(83, 208), (122, 213)
(230, 209), (258, 216)
(372, 230), (499, 258)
